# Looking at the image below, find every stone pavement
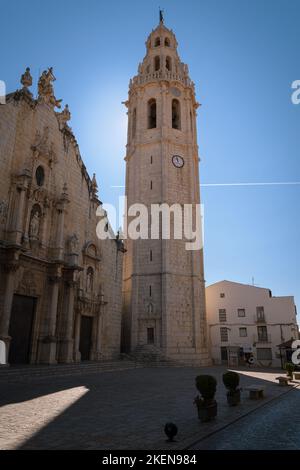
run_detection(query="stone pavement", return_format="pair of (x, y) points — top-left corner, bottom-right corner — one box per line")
(190, 387), (300, 449)
(0, 365), (298, 450)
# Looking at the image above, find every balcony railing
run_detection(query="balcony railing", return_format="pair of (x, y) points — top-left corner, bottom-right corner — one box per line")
(253, 334), (272, 344)
(130, 71), (195, 90)
(254, 314), (266, 324)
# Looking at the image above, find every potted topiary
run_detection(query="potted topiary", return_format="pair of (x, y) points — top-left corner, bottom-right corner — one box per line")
(285, 362), (295, 380)
(194, 375), (217, 422)
(223, 371), (241, 406)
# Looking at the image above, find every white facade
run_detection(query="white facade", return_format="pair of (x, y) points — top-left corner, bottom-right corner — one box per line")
(206, 280), (298, 368)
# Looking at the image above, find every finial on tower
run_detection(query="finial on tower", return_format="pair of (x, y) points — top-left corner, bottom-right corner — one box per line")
(159, 8), (164, 24)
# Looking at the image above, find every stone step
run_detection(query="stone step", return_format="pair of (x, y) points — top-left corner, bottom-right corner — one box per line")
(0, 360), (140, 382)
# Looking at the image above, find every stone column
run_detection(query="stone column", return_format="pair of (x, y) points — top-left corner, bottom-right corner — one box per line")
(9, 169), (31, 245)
(0, 260), (19, 364)
(91, 296), (107, 361)
(58, 278), (76, 363)
(38, 270), (61, 364)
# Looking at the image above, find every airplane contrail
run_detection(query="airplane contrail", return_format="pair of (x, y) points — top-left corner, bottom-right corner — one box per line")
(111, 182), (300, 189)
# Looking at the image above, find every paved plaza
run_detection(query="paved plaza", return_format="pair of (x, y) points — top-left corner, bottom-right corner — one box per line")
(0, 366), (299, 450)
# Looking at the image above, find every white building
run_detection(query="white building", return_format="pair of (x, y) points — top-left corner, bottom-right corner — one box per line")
(206, 280), (298, 368)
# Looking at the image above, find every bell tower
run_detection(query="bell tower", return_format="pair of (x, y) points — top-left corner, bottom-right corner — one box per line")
(122, 15), (210, 365)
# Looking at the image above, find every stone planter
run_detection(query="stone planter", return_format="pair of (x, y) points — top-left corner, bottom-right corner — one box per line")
(196, 399), (218, 422)
(226, 389), (241, 406)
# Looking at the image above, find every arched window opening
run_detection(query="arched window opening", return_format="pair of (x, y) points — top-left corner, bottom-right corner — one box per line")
(148, 99), (157, 129)
(154, 56), (160, 71)
(190, 111), (193, 134)
(35, 165), (45, 186)
(154, 37), (160, 47)
(132, 108), (136, 138)
(146, 64), (150, 74)
(166, 56), (172, 71)
(172, 99), (181, 130)
(165, 37), (170, 47)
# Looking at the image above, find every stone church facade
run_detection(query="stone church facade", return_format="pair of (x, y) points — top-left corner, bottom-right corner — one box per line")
(0, 67), (124, 365)
(122, 19), (210, 365)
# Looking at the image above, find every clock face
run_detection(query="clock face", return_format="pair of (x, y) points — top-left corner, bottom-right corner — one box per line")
(172, 155), (184, 168)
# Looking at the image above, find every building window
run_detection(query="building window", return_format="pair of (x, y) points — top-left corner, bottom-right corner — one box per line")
(148, 99), (157, 129)
(154, 56), (160, 71)
(219, 309), (227, 322)
(149, 285), (152, 297)
(220, 327), (228, 342)
(190, 111), (193, 134)
(165, 37), (170, 47)
(35, 165), (45, 186)
(220, 293), (225, 298)
(150, 180), (153, 190)
(256, 306), (265, 321)
(172, 99), (181, 130)
(166, 56), (172, 71)
(150, 250), (153, 262)
(257, 348), (272, 360)
(150, 155), (153, 164)
(239, 327), (247, 337)
(132, 108), (136, 138)
(257, 326), (268, 342)
(154, 37), (160, 47)
(238, 308), (246, 317)
(147, 327), (154, 344)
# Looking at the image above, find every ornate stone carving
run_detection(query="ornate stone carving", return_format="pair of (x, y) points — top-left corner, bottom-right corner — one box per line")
(29, 210), (40, 239)
(20, 67), (32, 89)
(56, 104), (71, 131)
(86, 267), (94, 294)
(38, 67), (62, 109)
(31, 126), (57, 167)
(91, 173), (98, 198)
(68, 233), (79, 254)
(18, 270), (38, 296)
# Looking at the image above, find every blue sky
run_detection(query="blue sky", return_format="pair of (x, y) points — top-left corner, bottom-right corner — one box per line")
(1, 0), (299, 310)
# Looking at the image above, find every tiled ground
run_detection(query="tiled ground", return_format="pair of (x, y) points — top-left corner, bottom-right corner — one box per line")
(0, 366), (298, 450)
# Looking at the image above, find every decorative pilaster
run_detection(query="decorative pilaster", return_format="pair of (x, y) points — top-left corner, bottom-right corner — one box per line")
(54, 184), (69, 261)
(8, 169), (31, 245)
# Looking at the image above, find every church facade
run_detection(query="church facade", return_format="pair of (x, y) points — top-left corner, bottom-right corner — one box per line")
(122, 19), (210, 365)
(0, 68), (124, 365)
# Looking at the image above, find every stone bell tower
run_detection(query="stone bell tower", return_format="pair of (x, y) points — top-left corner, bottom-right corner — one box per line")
(122, 15), (210, 365)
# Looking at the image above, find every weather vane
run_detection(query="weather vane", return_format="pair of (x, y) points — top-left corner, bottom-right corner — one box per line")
(159, 8), (164, 23)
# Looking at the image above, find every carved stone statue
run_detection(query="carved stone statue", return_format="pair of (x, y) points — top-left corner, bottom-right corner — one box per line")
(20, 67), (32, 89)
(86, 268), (94, 293)
(56, 104), (71, 131)
(29, 211), (40, 239)
(38, 67), (62, 108)
(69, 233), (79, 254)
